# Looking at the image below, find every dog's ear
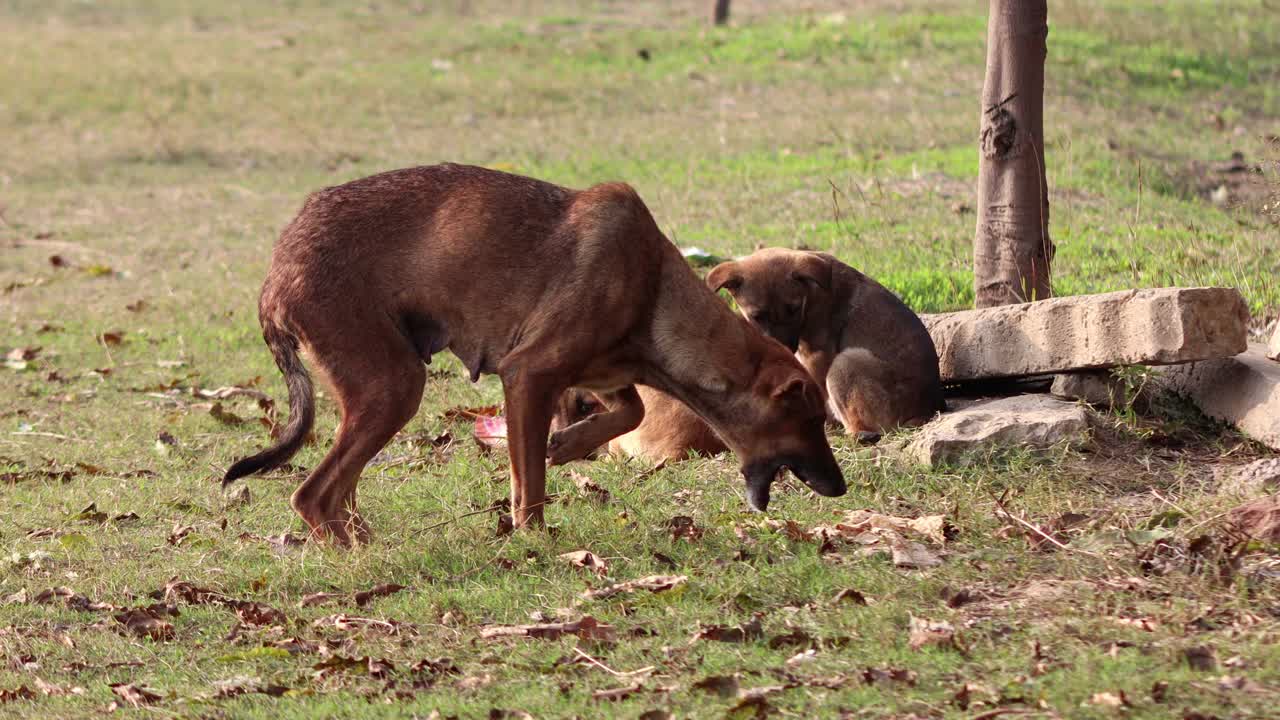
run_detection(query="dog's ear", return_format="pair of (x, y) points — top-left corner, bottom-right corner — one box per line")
(791, 252), (832, 292)
(770, 371), (824, 412)
(707, 261), (743, 293)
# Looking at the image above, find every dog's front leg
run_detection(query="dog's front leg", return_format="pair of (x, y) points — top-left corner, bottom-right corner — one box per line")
(500, 366), (561, 529)
(547, 386), (645, 465)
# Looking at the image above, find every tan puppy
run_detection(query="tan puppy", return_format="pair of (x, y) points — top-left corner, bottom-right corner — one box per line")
(223, 164), (844, 544)
(708, 248), (944, 437)
(554, 386), (726, 462)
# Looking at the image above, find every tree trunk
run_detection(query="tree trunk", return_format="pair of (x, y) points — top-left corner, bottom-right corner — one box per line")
(973, 0), (1053, 308)
(711, 0), (731, 26)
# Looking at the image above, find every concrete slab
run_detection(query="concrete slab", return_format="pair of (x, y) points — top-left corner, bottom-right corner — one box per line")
(1160, 344), (1280, 451)
(922, 287), (1249, 382)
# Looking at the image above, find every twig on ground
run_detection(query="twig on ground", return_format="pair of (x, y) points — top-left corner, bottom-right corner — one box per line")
(572, 647), (655, 678)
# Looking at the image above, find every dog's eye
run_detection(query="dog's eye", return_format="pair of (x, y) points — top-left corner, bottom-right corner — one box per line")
(785, 303), (802, 317)
(576, 399), (598, 416)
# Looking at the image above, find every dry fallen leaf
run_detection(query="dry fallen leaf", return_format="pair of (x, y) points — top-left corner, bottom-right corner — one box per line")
(863, 666), (918, 686)
(479, 615), (616, 642)
(559, 550), (608, 576)
(443, 404), (502, 421)
(1228, 495), (1280, 542)
(691, 616), (763, 644)
(908, 615), (956, 651)
(354, 582), (407, 607)
(668, 515), (704, 542)
(592, 683), (644, 702)
(298, 592), (344, 608)
(113, 606), (177, 641)
(99, 330), (125, 346)
(692, 674), (740, 698)
(109, 683), (162, 708)
(580, 574), (686, 602)
(1089, 690), (1132, 708)
(570, 470), (611, 504)
(228, 600), (286, 627)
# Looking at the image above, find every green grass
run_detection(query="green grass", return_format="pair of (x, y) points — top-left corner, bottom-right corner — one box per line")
(2, 1), (1279, 718)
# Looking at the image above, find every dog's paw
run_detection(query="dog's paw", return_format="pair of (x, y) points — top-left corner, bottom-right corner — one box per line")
(547, 429), (591, 465)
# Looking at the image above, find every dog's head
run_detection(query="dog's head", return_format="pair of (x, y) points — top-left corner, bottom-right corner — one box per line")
(552, 388), (604, 432)
(726, 354), (845, 512)
(707, 249), (833, 352)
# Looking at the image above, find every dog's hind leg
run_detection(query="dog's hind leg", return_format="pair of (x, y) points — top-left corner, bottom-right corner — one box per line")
(547, 386), (644, 465)
(290, 323), (425, 545)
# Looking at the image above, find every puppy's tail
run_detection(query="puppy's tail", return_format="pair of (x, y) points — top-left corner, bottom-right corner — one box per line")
(223, 323), (314, 486)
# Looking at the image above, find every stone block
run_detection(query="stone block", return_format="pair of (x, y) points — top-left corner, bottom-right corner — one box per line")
(1159, 344), (1280, 451)
(922, 287), (1249, 382)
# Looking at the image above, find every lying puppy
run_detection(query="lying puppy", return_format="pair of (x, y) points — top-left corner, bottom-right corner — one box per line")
(223, 164), (845, 544)
(708, 248), (944, 436)
(554, 386), (726, 462)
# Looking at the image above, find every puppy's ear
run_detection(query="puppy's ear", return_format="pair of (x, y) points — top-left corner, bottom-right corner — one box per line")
(770, 371), (824, 412)
(707, 261), (743, 293)
(791, 252), (832, 292)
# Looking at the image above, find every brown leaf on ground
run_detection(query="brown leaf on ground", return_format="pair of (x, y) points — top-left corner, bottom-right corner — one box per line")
(209, 402), (247, 425)
(311, 654), (396, 678)
(908, 615), (957, 651)
(312, 614), (410, 635)
(570, 470), (611, 504)
(35, 586), (118, 612)
(442, 404), (502, 421)
(952, 682), (997, 710)
(1022, 511), (1092, 551)
(109, 683), (162, 708)
(668, 515), (704, 542)
(6, 346), (40, 362)
(479, 615), (616, 642)
(229, 601), (286, 627)
(99, 331), (125, 346)
(161, 579), (229, 605)
(1089, 690), (1132, 708)
(299, 592), (344, 608)
(767, 629), (814, 650)
(691, 674), (740, 697)
(580, 574), (687, 602)
(862, 667), (918, 686)
(1216, 675), (1267, 694)
(125, 299), (147, 312)
(167, 524), (195, 546)
(71, 503), (108, 523)
(2, 588), (29, 605)
(354, 582), (406, 607)
(212, 676), (289, 698)
(559, 550), (608, 576)
(455, 673), (493, 691)
(113, 605), (177, 641)
(1184, 645), (1218, 671)
(762, 518), (815, 542)
(637, 711), (673, 720)
(890, 538), (943, 568)
(829, 586), (870, 602)
(0, 686), (38, 703)
(593, 683), (644, 702)
(238, 531), (306, 551)
(1228, 494), (1280, 541)
(691, 616), (763, 644)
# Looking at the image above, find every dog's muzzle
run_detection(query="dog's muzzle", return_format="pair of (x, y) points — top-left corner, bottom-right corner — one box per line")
(742, 452), (846, 512)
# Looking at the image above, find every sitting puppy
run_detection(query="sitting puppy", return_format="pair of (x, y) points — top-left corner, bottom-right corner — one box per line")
(554, 386), (726, 462)
(707, 248), (944, 436)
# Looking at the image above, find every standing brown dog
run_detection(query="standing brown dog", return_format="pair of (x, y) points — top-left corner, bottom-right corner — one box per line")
(554, 386), (726, 462)
(224, 165), (844, 544)
(707, 248), (944, 437)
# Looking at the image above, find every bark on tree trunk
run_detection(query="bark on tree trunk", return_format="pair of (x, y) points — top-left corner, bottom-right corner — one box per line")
(973, 0), (1053, 307)
(712, 0), (731, 26)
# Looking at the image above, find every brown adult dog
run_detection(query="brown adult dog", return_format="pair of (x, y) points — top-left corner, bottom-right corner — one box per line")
(707, 248), (944, 436)
(223, 164), (844, 544)
(554, 386), (726, 462)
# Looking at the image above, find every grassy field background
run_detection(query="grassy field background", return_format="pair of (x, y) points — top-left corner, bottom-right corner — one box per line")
(2, 1), (1279, 717)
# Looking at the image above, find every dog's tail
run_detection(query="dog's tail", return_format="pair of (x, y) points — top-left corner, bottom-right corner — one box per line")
(223, 323), (314, 486)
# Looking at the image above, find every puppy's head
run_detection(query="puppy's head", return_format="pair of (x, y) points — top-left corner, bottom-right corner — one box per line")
(730, 354), (845, 512)
(707, 249), (832, 352)
(552, 388), (604, 432)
